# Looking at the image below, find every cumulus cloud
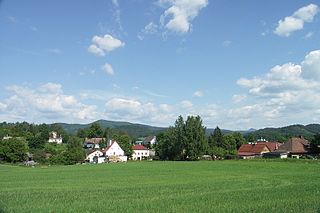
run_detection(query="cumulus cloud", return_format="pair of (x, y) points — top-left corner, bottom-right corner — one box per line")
(105, 98), (175, 125)
(234, 49), (320, 127)
(274, 4), (319, 37)
(88, 34), (124, 57)
(0, 83), (97, 123)
(101, 63), (115, 76)
(159, 0), (208, 33)
(193, 90), (204, 97)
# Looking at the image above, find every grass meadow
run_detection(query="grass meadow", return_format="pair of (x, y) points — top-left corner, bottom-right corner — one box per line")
(0, 160), (319, 213)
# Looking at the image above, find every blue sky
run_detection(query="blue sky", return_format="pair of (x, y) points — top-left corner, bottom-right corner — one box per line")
(0, 0), (320, 129)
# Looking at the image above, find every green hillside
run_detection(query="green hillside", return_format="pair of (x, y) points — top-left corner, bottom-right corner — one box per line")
(245, 124), (320, 142)
(57, 120), (165, 138)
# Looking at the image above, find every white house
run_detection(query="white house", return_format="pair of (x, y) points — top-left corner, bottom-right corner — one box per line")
(132, 144), (149, 160)
(48, 131), (63, 144)
(85, 150), (105, 164)
(103, 141), (125, 157)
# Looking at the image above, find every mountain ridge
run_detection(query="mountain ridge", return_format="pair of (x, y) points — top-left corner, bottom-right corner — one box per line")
(55, 120), (320, 140)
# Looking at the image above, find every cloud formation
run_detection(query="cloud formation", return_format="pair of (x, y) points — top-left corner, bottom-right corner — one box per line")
(274, 4), (319, 37)
(0, 83), (97, 123)
(101, 63), (115, 76)
(159, 0), (208, 33)
(88, 34), (124, 56)
(235, 49), (320, 126)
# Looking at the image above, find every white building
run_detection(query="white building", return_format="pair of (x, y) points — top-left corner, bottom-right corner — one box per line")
(103, 141), (125, 157)
(132, 144), (149, 160)
(85, 150), (105, 164)
(48, 131), (63, 144)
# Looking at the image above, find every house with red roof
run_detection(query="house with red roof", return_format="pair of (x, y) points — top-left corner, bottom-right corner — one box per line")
(132, 144), (149, 160)
(238, 144), (271, 159)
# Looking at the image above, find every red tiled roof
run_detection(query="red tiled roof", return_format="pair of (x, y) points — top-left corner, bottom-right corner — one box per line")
(238, 144), (270, 156)
(132, 144), (148, 150)
(256, 142), (280, 151)
(238, 144), (253, 152)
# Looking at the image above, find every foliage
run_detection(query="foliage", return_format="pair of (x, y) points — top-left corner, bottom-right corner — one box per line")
(310, 133), (320, 154)
(64, 136), (86, 165)
(112, 134), (133, 157)
(156, 115), (207, 160)
(0, 138), (29, 163)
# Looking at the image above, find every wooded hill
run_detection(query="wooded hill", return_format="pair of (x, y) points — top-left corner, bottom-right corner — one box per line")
(244, 124), (320, 142)
(56, 120), (320, 141)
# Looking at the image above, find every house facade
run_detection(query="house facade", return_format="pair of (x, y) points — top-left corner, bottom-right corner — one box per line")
(132, 144), (149, 160)
(103, 141), (125, 157)
(85, 150), (105, 164)
(48, 131), (63, 144)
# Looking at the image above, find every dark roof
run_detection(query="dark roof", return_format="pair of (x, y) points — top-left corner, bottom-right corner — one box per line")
(132, 144), (148, 150)
(276, 137), (310, 154)
(143, 136), (156, 143)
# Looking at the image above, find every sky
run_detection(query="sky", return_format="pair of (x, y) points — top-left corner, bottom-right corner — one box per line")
(0, 0), (320, 130)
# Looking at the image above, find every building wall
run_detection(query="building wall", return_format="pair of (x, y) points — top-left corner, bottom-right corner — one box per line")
(132, 150), (150, 160)
(105, 142), (124, 156)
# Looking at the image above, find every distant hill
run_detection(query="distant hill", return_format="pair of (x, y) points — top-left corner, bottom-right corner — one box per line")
(244, 124), (320, 142)
(56, 120), (166, 138)
(56, 120), (320, 141)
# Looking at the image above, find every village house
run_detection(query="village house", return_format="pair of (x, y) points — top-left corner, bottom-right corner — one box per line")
(102, 141), (127, 162)
(132, 144), (149, 160)
(48, 131), (62, 144)
(238, 143), (271, 159)
(85, 150), (105, 164)
(264, 136), (311, 159)
(83, 137), (105, 149)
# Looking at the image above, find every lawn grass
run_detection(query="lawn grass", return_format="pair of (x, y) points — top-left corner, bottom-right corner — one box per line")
(0, 160), (320, 212)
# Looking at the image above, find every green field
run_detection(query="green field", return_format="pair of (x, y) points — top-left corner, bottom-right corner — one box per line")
(0, 160), (320, 213)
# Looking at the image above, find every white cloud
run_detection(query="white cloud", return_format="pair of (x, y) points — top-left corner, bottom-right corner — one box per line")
(193, 90), (204, 97)
(159, 0), (209, 33)
(104, 98), (175, 125)
(304, 32), (313, 39)
(274, 4), (319, 37)
(0, 83), (97, 123)
(234, 49), (320, 127)
(88, 45), (105, 57)
(222, 40), (232, 47)
(301, 50), (320, 80)
(101, 63), (115, 76)
(232, 94), (246, 103)
(138, 22), (159, 40)
(181, 100), (193, 108)
(88, 34), (124, 57)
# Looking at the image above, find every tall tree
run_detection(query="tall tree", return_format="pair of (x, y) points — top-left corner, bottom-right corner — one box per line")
(156, 115), (207, 161)
(87, 123), (103, 138)
(183, 116), (207, 160)
(311, 133), (320, 154)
